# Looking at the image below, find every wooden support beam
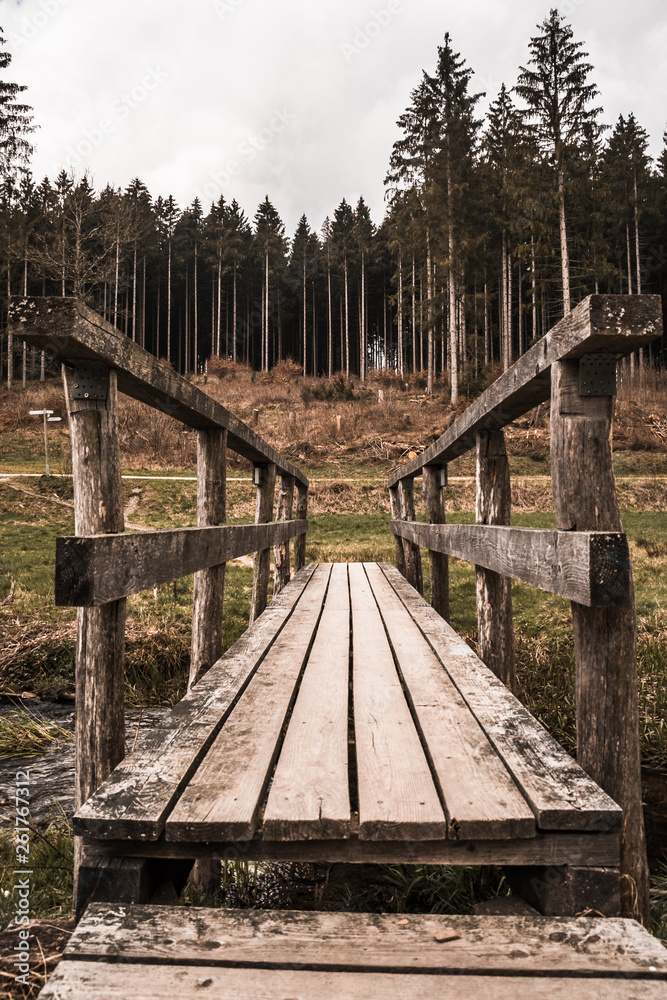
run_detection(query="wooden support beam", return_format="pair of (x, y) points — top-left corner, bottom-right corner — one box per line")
(274, 474), (295, 596)
(422, 467), (449, 621)
(55, 521), (308, 606)
(389, 294), (663, 485)
(551, 359), (649, 924)
(398, 479), (423, 595)
(62, 365), (125, 905)
(476, 430), (515, 692)
(9, 297), (307, 485)
(389, 523), (631, 607)
(293, 483), (308, 574)
(190, 428), (227, 688)
(250, 463), (276, 623)
(388, 486), (407, 578)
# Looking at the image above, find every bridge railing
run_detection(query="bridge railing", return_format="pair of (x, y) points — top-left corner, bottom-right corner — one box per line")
(9, 295), (309, 852)
(387, 293), (663, 921)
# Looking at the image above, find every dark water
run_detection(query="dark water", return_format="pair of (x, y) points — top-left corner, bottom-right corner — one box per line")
(0, 703), (168, 828)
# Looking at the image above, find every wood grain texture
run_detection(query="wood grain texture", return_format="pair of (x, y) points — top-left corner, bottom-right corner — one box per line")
(293, 483), (308, 573)
(390, 523), (631, 607)
(55, 521), (307, 606)
(65, 904), (667, 977)
(398, 478), (423, 594)
(251, 463), (276, 623)
(388, 294), (663, 486)
(422, 465), (449, 621)
(476, 428), (515, 691)
(165, 566), (332, 842)
(263, 563), (351, 839)
(190, 428), (227, 689)
(273, 474), (295, 596)
(349, 563), (446, 841)
(10, 297), (308, 484)
(388, 486), (407, 577)
(379, 563), (623, 833)
(364, 563), (535, 841)
(551, 359), (650, 924)
(73, 565), (318, 840)
(82, 831), (620, 867)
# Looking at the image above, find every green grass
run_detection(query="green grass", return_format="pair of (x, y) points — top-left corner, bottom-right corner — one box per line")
(0, 708), (73, 759)
(0, 814), (74, 930)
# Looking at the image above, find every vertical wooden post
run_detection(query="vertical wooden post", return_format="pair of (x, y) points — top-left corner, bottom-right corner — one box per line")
(388, 485), (407, 578)
(250, 462), (276, 623)
(189, 428), (227, 689)
(551, 358), (649, 924)
(293, 482), (308, 574)
(63, 365), (125, 895)
(423, 466), (449, 621)
(274, 474), (295, 596)
(398, 477), (423, 596)
(475, 429), (515, 692)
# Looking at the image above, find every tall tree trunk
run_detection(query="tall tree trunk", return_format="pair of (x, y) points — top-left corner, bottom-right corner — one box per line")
(558, 168), (571, 313)
(327, 253), (333, 378)
(344, 256), (350, 379)
(233, 265), (237, 363)
(411, 256), (417, 375)
(217, 255), (222, 357)
(132, 244), (137, 342)
(194, 240), (199, 374)
(397, 255), (404, 377)
(142, 256), (147, 349)
(484, 278), (490, 366)
(531, 235), (538, 341)
(426, 231), (434, 394)
(303, 254), (307, 376)
(167, 237), (172, 364)
(360, 252), (366, 381)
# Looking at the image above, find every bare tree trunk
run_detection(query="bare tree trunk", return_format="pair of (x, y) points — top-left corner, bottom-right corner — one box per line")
(412, 256), (417, 375)
(327, 252), (333, 378)
(558, 169), (571, 314)
(232, 265), (237, 363)
(303, 254), (307, 376)
(426, 231), (433, 394)
(132, 244), (137, 342)
(360, 252), (366, 381)
(167, 237), (172, 364)
(344, 256), (350, 379)
(397, 255), (404, 376)
(531, 235), (538, 341)
(484, 279), (490, 366)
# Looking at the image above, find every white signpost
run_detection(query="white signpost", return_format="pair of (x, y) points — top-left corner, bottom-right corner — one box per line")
(29, 409), (62, 476)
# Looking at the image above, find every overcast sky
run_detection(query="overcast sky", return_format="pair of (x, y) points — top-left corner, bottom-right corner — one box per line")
(2, 0), (666, 235)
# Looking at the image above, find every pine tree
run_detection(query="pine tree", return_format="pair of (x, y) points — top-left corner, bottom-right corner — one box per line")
(516, 9), (602, 313)
(0, 29), (34, 179)
(254, 196), (287, 371)
(354, 197), (375, 380)
(331, 198), (356, 378)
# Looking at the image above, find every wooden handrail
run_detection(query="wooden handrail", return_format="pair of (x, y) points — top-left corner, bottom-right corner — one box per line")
(388, 294), (662, 487)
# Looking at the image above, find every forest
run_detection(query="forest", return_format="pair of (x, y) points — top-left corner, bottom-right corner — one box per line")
(2, 9), (666, 403)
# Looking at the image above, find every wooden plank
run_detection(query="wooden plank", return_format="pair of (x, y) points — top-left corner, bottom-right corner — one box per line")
(73, 564), (319, 840)
(388, 485), (406, 576)
(165, 565), (333, 842)
(364, 563), (535, 840)
(398, 478), (423, 594)
(379, 563), (623, 833)
(293, 483), (308, 573)
(9, 296), (308, 485)
(83, 831), (620, 867)
(263, 563), (351, 839)
(273, 474), (295, 595)
(476, 428), (515, 690)
(251, 462), (276, 623)
(551, 359), (649, 922)
(388, 294), (663, 486)
(65, 905), (667, 977)
(190, 427), (227, 689)
(422, 465), (449, 620)
(349, 563), (447, 841)
(55, 520), (307, 606)
(39, 964), (667, 999)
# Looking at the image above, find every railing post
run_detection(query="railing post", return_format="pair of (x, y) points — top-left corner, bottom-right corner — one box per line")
(293, 482), (308, 574)
(398, 477), (423, 595)
(62, 364), (125, 894)
(274, 474), (295, 596)
(423, 465), (449, 621)
(388, 485), (407, 578)
(189, 428), (227, 689)
(475, 429), (515, 692)
(250, 462), (276, 623)
(551, 358), (649, 924)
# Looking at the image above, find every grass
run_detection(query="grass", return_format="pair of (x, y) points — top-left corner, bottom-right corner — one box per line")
(0, 708), (73, 760)
(0, 814), (74, 928)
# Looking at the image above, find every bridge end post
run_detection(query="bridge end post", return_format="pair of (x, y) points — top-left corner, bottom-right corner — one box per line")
(274, 474), (295, 596)
(423, 466), (449, 622)
(250, 463), (276, 622)
(293, 482), (308, 573)
(397, 478), (423, 595)
(388, 485), (407, 578)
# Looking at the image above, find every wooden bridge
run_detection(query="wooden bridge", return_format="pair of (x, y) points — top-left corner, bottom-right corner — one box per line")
(9, 294), (667, 998)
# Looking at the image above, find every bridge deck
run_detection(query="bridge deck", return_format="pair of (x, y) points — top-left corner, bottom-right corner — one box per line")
(75, 562), (621, 870)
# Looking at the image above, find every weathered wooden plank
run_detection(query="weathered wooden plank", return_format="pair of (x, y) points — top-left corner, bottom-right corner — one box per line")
(551, 359), (650, 923)
(398, 478), (423, 594)
(83, 831), (620, 867)
(190, 427), (227, 689)
(73, 565), (319, 840)
(165, 566), (332, 842)
(65, 904), (667, 977)
(390, 523), (631, 607)
(263, 563), (351, 839)
(388, 485), (407, 577)
(388, 294), (663, 485)
(55, 520), (307, 606)
(273, 474), (295, 596)
(349, 563), (447, 841)
(293, 483), (308, 573)
(251, 462), (276, 623)
(476, 428), (516, 690)
(62, 366), (126, 898)
(422, 465), (449, 620)
(364, 563), (535, 841)
(379, 563), (623, 833)
(9, 296), (308, 485)
(39, 964), (667, 1000)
